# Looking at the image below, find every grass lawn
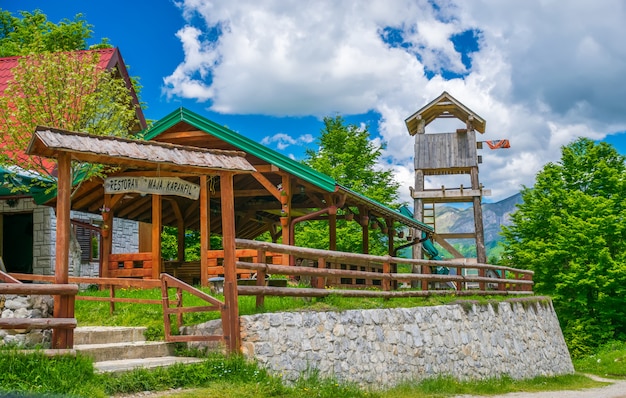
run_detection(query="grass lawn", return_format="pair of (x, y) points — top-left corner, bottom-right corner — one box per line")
(0, 288), (614, 397)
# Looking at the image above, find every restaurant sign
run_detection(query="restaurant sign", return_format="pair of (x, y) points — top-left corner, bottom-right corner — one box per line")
(104, 176), (200, 200)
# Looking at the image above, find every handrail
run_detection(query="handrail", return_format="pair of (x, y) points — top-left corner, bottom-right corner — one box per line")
(235, 238), (533, 276)
(234, 239), (534, 304)
(0, 269), (21, 284)
(160, 274), (228, 344)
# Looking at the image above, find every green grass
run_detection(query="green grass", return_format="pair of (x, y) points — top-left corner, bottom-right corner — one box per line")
(0, 344), (620, 398)
(0, 348), (107, 398)
(573, 340), (626, 378)
(75, 286), (517, 332)
(67, 288), (626, 397)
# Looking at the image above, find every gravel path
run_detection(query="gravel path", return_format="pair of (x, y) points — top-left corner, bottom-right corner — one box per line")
(454, 375), (626, 398)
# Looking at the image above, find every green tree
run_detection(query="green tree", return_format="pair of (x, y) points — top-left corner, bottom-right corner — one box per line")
(0, 50), (140, 195)
(304, 116), (398, 204)
(501, 138), (626, 357)
(297, 116), (401, 254)
(0, 9), (140, 196)
(0, 9), (93, 56)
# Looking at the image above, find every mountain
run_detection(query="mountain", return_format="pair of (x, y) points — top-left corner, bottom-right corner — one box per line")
(434, 192), (523, 258)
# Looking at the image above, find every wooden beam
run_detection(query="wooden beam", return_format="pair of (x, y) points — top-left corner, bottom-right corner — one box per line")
(471, 168), (487, 265)
(200, 176), (209, 287)
(170, 200), (185, 263)
(251, 172), (281, 199)
(280, 175), (293, 247)
(360, 207), (369, 254)
(437, 233), (478, 239)
(53, 152), (73, 349)
(151, 195), (162, 280)
(220, 171), (240, 353)
(433, 234), (465, 258)
(101, 194), (113, 279)
(411, 188), (491, 199)
(254, 164), (280, 173)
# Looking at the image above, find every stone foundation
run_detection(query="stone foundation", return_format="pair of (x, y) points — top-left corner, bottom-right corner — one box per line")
(0, 294), (54, 347)
(234, 298), (574, 388)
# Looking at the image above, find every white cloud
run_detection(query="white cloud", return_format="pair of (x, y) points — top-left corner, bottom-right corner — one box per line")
(166, 0), (626, 202)
(261, 133), (314, 151)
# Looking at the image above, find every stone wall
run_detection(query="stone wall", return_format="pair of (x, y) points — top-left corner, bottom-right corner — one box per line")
(0, 199), (138, 277)
(237, 298), (574, 388)
(0, 294), (54, 347)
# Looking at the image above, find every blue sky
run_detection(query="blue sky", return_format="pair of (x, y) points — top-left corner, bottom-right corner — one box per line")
(3, 1), (626, 204)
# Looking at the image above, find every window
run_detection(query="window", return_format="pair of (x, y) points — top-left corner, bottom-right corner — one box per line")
(72, 220), (101, 262)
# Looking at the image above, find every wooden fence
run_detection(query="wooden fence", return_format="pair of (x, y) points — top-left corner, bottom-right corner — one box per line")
(0, 270), (77, 347)
(5, 240), (533, 352)
(233, 239), (534, 307)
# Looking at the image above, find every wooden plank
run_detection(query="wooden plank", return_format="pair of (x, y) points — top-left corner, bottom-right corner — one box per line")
(0, 284), (78, 295)
(0, 318), (77, 331)
(109, 252), (153, 261)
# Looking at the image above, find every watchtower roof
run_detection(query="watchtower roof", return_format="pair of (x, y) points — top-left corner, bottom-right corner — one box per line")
(405, 91), (486, 135)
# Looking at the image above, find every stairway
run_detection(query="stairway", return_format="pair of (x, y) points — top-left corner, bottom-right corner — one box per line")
(74, 326), (204, 373)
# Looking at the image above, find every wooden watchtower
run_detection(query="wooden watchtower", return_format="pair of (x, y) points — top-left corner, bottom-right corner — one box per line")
(405, 92), (490, 264)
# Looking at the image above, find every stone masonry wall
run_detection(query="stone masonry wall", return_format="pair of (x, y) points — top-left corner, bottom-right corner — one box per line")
(0, 294), (54, 347)
(238, 299), (574, 388)
(0, 199), (138, 277)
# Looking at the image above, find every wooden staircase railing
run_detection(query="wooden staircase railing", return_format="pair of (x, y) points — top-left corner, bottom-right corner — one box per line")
(160, 274), (230, 346)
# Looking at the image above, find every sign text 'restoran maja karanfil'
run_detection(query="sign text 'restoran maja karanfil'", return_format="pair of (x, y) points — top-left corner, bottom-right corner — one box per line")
(104, 176), (200, 200)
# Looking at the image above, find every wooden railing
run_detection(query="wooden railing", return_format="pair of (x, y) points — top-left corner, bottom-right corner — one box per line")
(105, 249), (285, 284)
(234, 239), (534, 306)
(11, 273), (162, 315)
(0, 270), (77, 348)
(160, 274), (228, 345)
(10, 273), (230, 348)
(108, 252), (153, 279)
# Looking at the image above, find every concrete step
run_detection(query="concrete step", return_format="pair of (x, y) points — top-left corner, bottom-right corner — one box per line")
(93, 356), (205, 373)
(74, 325), (203, 372)
(75, 340), (175, 362)
(74, 326), (147, 345)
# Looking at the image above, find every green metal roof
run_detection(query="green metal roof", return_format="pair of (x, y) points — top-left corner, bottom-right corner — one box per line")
(339, 186), (433, 233)
(143, 107), (336, 192)
(143, 107), (433, 233)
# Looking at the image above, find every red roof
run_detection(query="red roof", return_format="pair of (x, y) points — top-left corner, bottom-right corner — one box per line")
(0, 48), (146, 129)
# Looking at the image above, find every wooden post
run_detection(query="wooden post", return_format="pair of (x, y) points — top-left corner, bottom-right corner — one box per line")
(151, 195), (162, 280)
(220, 172), (240, 353)
(177, 219), (185, 263)
(316, 257), (326, 288)
(200, 176), (210, 287)
(328, 206), (337, 252)
(386, 219), (397, 290)
(101, 194), (112, 279)
(280, 175), (291, 265)
(360, 208), (369, 254)
(256, 250), (266, 309)
(412, 169), (424, 269)
(382, 262), (390, 291)
(53, 152), (73, 349)
(471, 168), (487, 265)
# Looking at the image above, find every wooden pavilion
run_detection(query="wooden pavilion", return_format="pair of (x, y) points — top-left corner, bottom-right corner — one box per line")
(26, 125), (255, 349)
(61, 107), (433, 287)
